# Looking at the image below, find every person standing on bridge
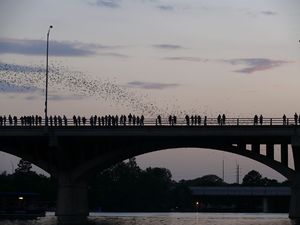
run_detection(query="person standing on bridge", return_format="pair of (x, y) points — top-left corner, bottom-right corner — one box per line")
(198, 115), (201, 125)
(8, 115), (12, 126)
(294, 113), (298, 125)
(168, 115), (172, 125)
(157, 115), (162, 125)
(259, 115), (263, 125)
(141, 115), (144, 126)
(283, 114), (287, 125)
(217, 114), (221, 125)
(63, 115), (67, 126)
(222, 114), (226, 125)
(253, 115), (258, 125)
(204, 116), (207, 126)
(128, 113), (132, 125)
(185, 115), (190, 126)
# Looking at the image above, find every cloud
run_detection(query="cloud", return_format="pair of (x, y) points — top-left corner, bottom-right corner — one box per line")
(0, 62), (44, 73)
(157, 5), (174, 11)
(89, 0), (121, 8)
(125, 81), (179, 90)
(260, 11), (277, 16)
(243, 9), (278, 17)
(0, 80), (85, 101)
(0, 38), (121, 57)
(224, 58), (291, 74)
(48, 94), (85, 101)
(153, 44), (184, 50)
(163, 56), (291, 73)
(164, 57), (210, 62)
(0, 81), (42, 93)
(99, 52), (129, 58)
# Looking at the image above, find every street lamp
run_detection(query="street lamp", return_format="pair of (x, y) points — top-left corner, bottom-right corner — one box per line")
(45, 25), (53, 126)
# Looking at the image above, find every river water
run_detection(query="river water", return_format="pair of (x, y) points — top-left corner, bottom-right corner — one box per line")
(0, 213), (292, 225)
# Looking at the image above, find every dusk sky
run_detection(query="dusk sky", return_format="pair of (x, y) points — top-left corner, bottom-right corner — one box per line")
(0, 0), (299, 182)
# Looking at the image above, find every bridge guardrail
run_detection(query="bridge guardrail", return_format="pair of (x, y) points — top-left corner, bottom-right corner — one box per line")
(0, 116), (299, 127)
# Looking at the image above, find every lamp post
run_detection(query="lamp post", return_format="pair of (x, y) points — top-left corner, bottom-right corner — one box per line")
(45, 25), (53, 126)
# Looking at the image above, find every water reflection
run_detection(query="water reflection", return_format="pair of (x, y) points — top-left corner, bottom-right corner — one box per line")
(0, 213), (292, 225)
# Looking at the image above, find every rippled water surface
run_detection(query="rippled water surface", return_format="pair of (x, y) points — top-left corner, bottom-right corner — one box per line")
(0, 213), (292, 225)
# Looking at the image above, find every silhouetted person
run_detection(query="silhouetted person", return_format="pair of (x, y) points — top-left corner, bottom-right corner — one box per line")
(90, 116), (93, 126)
(185, 115), (190, 126)
(108, 115), (112, 126)
(283, 114), (287, 125)
(115, 115), (118, 126)
(173, 115), (177, 125)
(77, 116), (81, 126)
(157, 115), (162, 125)
(3, 116), (6, 126)
(136, 116), (140, 126)
(217, 114), (221, 125)
(259, 115), (263, 125)
(168, 115), (172, 125)
(97, 116), (101, 126)
(222, 114), (226, 125)
(294, 113), (298, 125)
(204, 116), (207, 126)
(123, 115), (126, 126)
(191, 115), (194, 126)
(82, 117), (86, 126)
(128, 113), (132, 125)
(197, 115), (201, 125)
(50, 116), (53, 126)
(73, 115), (77, 126)
(141, 115), (144, 126)
(13, 116), (17, 126)
(58, 116), (62, 126)
(0, 116), (2, 126)
(94, 115), (97, 126)
(254, 115), (258, 125)
(8, 115), (12, 126)
(44, 116), (48, 126)
(132, 115), (136, 126)
(63, 115), (67, 126)
(54, 115), (58, 126)
(35, 115), (39, 126)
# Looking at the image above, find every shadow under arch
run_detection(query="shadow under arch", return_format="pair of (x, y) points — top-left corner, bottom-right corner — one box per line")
(73, 142), (296, 181)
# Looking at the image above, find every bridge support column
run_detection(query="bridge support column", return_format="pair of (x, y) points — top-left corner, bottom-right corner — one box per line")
(281, 144), (288, 167)
(252, 144), (260, 154)
(262, 197), (269, 213)
(290, 144), (300, 224)
(289, 174), (300, 224)
(266, 144), (274, 160)
(55, 174), (89, 225)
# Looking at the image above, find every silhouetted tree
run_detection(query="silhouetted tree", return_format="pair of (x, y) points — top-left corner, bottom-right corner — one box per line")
(15, 159), (32, 174)
(242, 170), (263, 186)
(185, 174), (225, 186)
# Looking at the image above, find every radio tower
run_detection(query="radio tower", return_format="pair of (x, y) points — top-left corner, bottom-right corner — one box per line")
(236, 161), (240, 184)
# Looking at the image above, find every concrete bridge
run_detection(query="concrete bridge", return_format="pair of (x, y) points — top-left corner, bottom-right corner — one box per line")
(0, 117), (300, 224)
(190, 186), (291, 213)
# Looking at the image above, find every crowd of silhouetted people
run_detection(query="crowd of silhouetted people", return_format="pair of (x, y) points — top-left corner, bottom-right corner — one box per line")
(71, 114), (145, 127)
(0, 113), (299, 127)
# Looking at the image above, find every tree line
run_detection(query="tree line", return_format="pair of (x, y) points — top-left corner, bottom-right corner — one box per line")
(0, 158), (289, 212)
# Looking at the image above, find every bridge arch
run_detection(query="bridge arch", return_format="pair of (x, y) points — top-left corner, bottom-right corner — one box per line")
(72, 142), (295, 182)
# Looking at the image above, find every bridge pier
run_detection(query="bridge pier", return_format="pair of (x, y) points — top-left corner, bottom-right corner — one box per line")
(289, 175), (300, 224)
(262, 197), (269, 213)
(55, 173), (89, 225)
(290, 144), (300, 224)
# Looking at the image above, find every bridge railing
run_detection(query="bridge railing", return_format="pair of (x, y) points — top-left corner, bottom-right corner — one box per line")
(0, 116), (298, 127)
